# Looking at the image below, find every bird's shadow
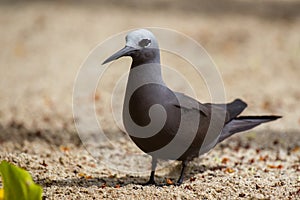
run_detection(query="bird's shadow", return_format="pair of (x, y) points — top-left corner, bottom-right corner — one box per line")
(37, 162), (209, 188)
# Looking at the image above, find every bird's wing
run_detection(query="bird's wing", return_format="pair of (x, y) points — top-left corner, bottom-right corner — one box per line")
(204, 98), (247, 122)
(225, 98), (248, 120)
(171, 93), (247, 123)
(171, 92), (209, 116)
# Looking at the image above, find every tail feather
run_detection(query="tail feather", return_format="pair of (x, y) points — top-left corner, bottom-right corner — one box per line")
(218, 115), (281, 143)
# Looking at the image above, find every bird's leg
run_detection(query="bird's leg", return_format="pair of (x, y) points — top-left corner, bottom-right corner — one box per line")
(176, 160), (187, 185)
(143, 157), (157, 185)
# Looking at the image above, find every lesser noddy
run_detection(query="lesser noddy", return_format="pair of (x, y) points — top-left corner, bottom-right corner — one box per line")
(102, 29), (281, 185)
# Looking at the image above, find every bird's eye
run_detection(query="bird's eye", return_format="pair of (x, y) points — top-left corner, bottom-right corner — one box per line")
(138, 39), (151, 48)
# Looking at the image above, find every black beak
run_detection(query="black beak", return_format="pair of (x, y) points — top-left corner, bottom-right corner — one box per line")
(102, 46), (135, 65)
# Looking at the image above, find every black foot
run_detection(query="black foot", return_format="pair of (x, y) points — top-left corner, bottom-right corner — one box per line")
(175, 179), (183, 186)
(143, 169), (156, 186)
(175, 161), (187, 186)
(142, 179), (156, 186)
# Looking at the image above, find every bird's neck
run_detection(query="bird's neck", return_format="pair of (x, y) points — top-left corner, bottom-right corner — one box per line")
(127, 62), (165, 87)
(128, 49), (165, 85)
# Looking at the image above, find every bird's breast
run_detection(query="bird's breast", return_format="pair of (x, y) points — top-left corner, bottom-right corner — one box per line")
(122, 83), (181, 153)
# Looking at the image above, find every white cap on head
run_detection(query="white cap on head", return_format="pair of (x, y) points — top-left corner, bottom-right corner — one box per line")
(125, 29), (159, 49)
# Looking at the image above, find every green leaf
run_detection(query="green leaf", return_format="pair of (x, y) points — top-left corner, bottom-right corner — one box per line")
(0, 160), (43, 200)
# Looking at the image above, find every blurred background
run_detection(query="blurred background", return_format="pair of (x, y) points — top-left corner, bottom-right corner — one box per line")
(0, 1), (299, 198)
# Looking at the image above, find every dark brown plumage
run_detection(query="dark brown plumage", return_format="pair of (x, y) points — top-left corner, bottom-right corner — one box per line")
(102, 29), (281, 185)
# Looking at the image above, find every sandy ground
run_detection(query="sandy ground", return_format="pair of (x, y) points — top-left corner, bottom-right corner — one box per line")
(0, 1), (300, 199)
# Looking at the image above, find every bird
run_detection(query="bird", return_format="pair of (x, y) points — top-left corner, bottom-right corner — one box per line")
(102, 29), (281, 185)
